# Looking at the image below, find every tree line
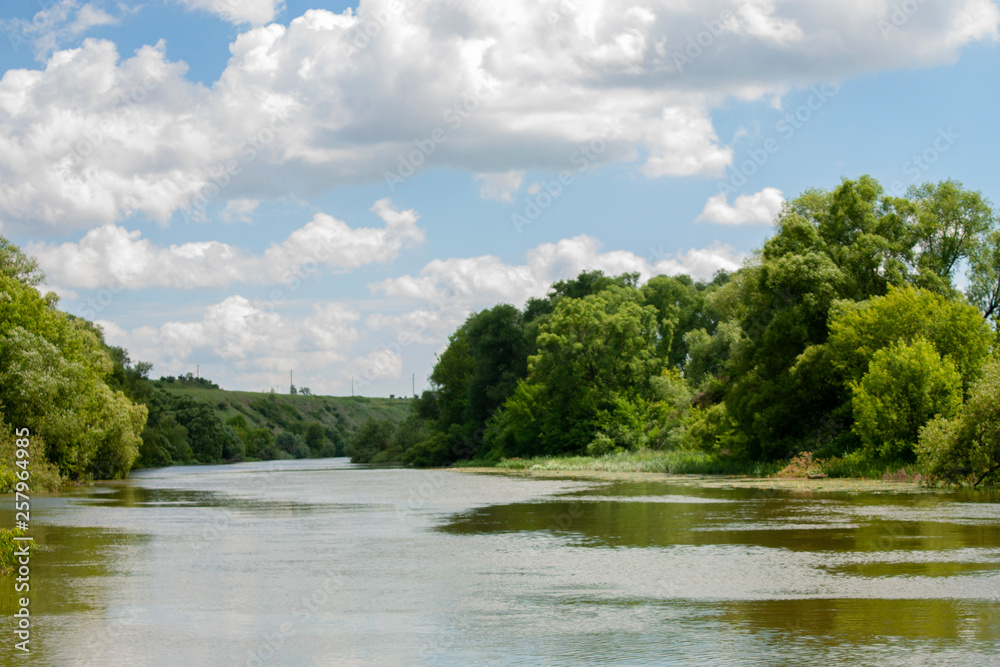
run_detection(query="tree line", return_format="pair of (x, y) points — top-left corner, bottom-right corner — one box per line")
(349, 176), (1000, 485)
(0, 237), (370, 490)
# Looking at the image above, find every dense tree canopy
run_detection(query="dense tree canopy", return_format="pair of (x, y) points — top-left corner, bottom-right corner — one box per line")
(350, 176), (1000, 487)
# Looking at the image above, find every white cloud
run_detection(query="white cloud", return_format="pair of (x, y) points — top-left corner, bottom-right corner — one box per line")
(28, 199), (424, 289)
(698, 187), (785, 225)
(220, 198), (260, 223)
(475, 170), (525, 202)
(347, 348), (404, 383)
(732, 0), (804, 47)
(2, 1), (995, 232)
(369, 235), (746, 343)
(0, 1), (122, 61)
(98, 297), (360, 393)
(175, 0), (284, 26)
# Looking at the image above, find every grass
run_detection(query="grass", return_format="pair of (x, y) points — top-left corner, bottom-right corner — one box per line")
(153, 383), (412, 435)
(461, 449), (927, 483)
(463, 450), (784, 476)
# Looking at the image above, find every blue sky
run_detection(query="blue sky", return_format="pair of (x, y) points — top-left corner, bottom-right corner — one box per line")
(1, 0), (998, 395)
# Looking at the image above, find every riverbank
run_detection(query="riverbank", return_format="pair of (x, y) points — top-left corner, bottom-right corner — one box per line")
(449, 450), (941, 493)
(451, 466), (934, 494)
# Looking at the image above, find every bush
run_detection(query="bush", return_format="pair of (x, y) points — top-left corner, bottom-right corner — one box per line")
(918, 360), (1000, 487)
(0, 528), (33, 574)
(345, 418), (395, 463)
(275, 431), (309, 459)
(851, 338), (963, 460)
(586, 433), (620, 457)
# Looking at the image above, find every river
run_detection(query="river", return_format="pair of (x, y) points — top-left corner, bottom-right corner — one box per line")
(2, 458), (999, 666)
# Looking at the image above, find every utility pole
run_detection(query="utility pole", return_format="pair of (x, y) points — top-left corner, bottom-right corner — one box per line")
(412, 373), (415, 397)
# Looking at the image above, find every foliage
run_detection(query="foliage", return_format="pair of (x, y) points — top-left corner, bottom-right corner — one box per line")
(0, 422), (61, 492)
(0, 528), (33, 574)
(717, 177), (994, 460)
(850, 339), (963, 460)
(275, 431), (309, 459)
(345, 417), (397, 463)
(485, 288), (661, 457)
(917, 361), (1000, 487)
(825, 285), (992, 392)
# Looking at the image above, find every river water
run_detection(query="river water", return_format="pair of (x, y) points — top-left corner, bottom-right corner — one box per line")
(2, 458), (999, 666)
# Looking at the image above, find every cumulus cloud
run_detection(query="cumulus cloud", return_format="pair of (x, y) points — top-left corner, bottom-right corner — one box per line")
(369, 235), (745, 342)
(698, 187), (784, 225)
(0, 1), (122, 61)
(475, 171), (525, 202)
(220, 198), (260, 223)
(98, 297), (360, 393)
(347, 348), (404, 383)
(1, 1), (995, 232)
(175, 0), (285, 26)
(29, 199), (424, 289)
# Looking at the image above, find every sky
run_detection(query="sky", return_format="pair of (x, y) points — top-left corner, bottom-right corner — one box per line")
(0, 0), (998, 397)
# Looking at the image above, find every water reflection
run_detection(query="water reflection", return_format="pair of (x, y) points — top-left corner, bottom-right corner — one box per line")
(0, 462), (997, 666)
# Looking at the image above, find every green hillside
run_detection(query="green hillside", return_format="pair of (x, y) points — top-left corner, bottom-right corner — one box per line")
(154, 383), (412, 435)
(132, 374), (414, 468)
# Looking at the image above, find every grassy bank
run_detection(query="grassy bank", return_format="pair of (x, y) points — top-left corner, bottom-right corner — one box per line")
(459, 450), (782, 476)
(457, 450), (923, 481)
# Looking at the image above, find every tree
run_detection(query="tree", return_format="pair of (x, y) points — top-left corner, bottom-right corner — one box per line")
(345, 418), (395, 463)
(276, 431), (309, 459)
(851, 339), (963, 460)
(967, 229), (1000, 328)
(918, 360), (1000, 487)
(0, 326), (146, 479)
(823, 285), (993, 392)
(905, 180), (995, 293)
(717, 176), (996, 459)
(0, 236), (44, 287)
(485, 287), (661, 457)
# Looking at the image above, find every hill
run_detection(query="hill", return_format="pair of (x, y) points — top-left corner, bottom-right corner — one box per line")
(154, 382), (412, 434)
(135, 376), (413, 467)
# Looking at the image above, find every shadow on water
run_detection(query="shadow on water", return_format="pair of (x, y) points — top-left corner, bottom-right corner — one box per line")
(439, 480), (1000, 554)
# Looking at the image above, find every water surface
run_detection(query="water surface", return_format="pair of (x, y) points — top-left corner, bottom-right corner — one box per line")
(2, 459), (999, 665)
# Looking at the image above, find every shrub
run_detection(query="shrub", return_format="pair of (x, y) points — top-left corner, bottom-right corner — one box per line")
(918, 360), (1000, 487)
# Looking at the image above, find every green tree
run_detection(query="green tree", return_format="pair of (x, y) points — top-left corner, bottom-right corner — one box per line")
(718, 176), (996, 459)
(486, 287), (661, 456)
(823, 285), (993, 392)
(967, 229), (1000, 329)
(918, 360), (1000, 487)
(851, 339), (963, 460)
(276, 430), (309, 459)
(345, 418), (396, 463)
